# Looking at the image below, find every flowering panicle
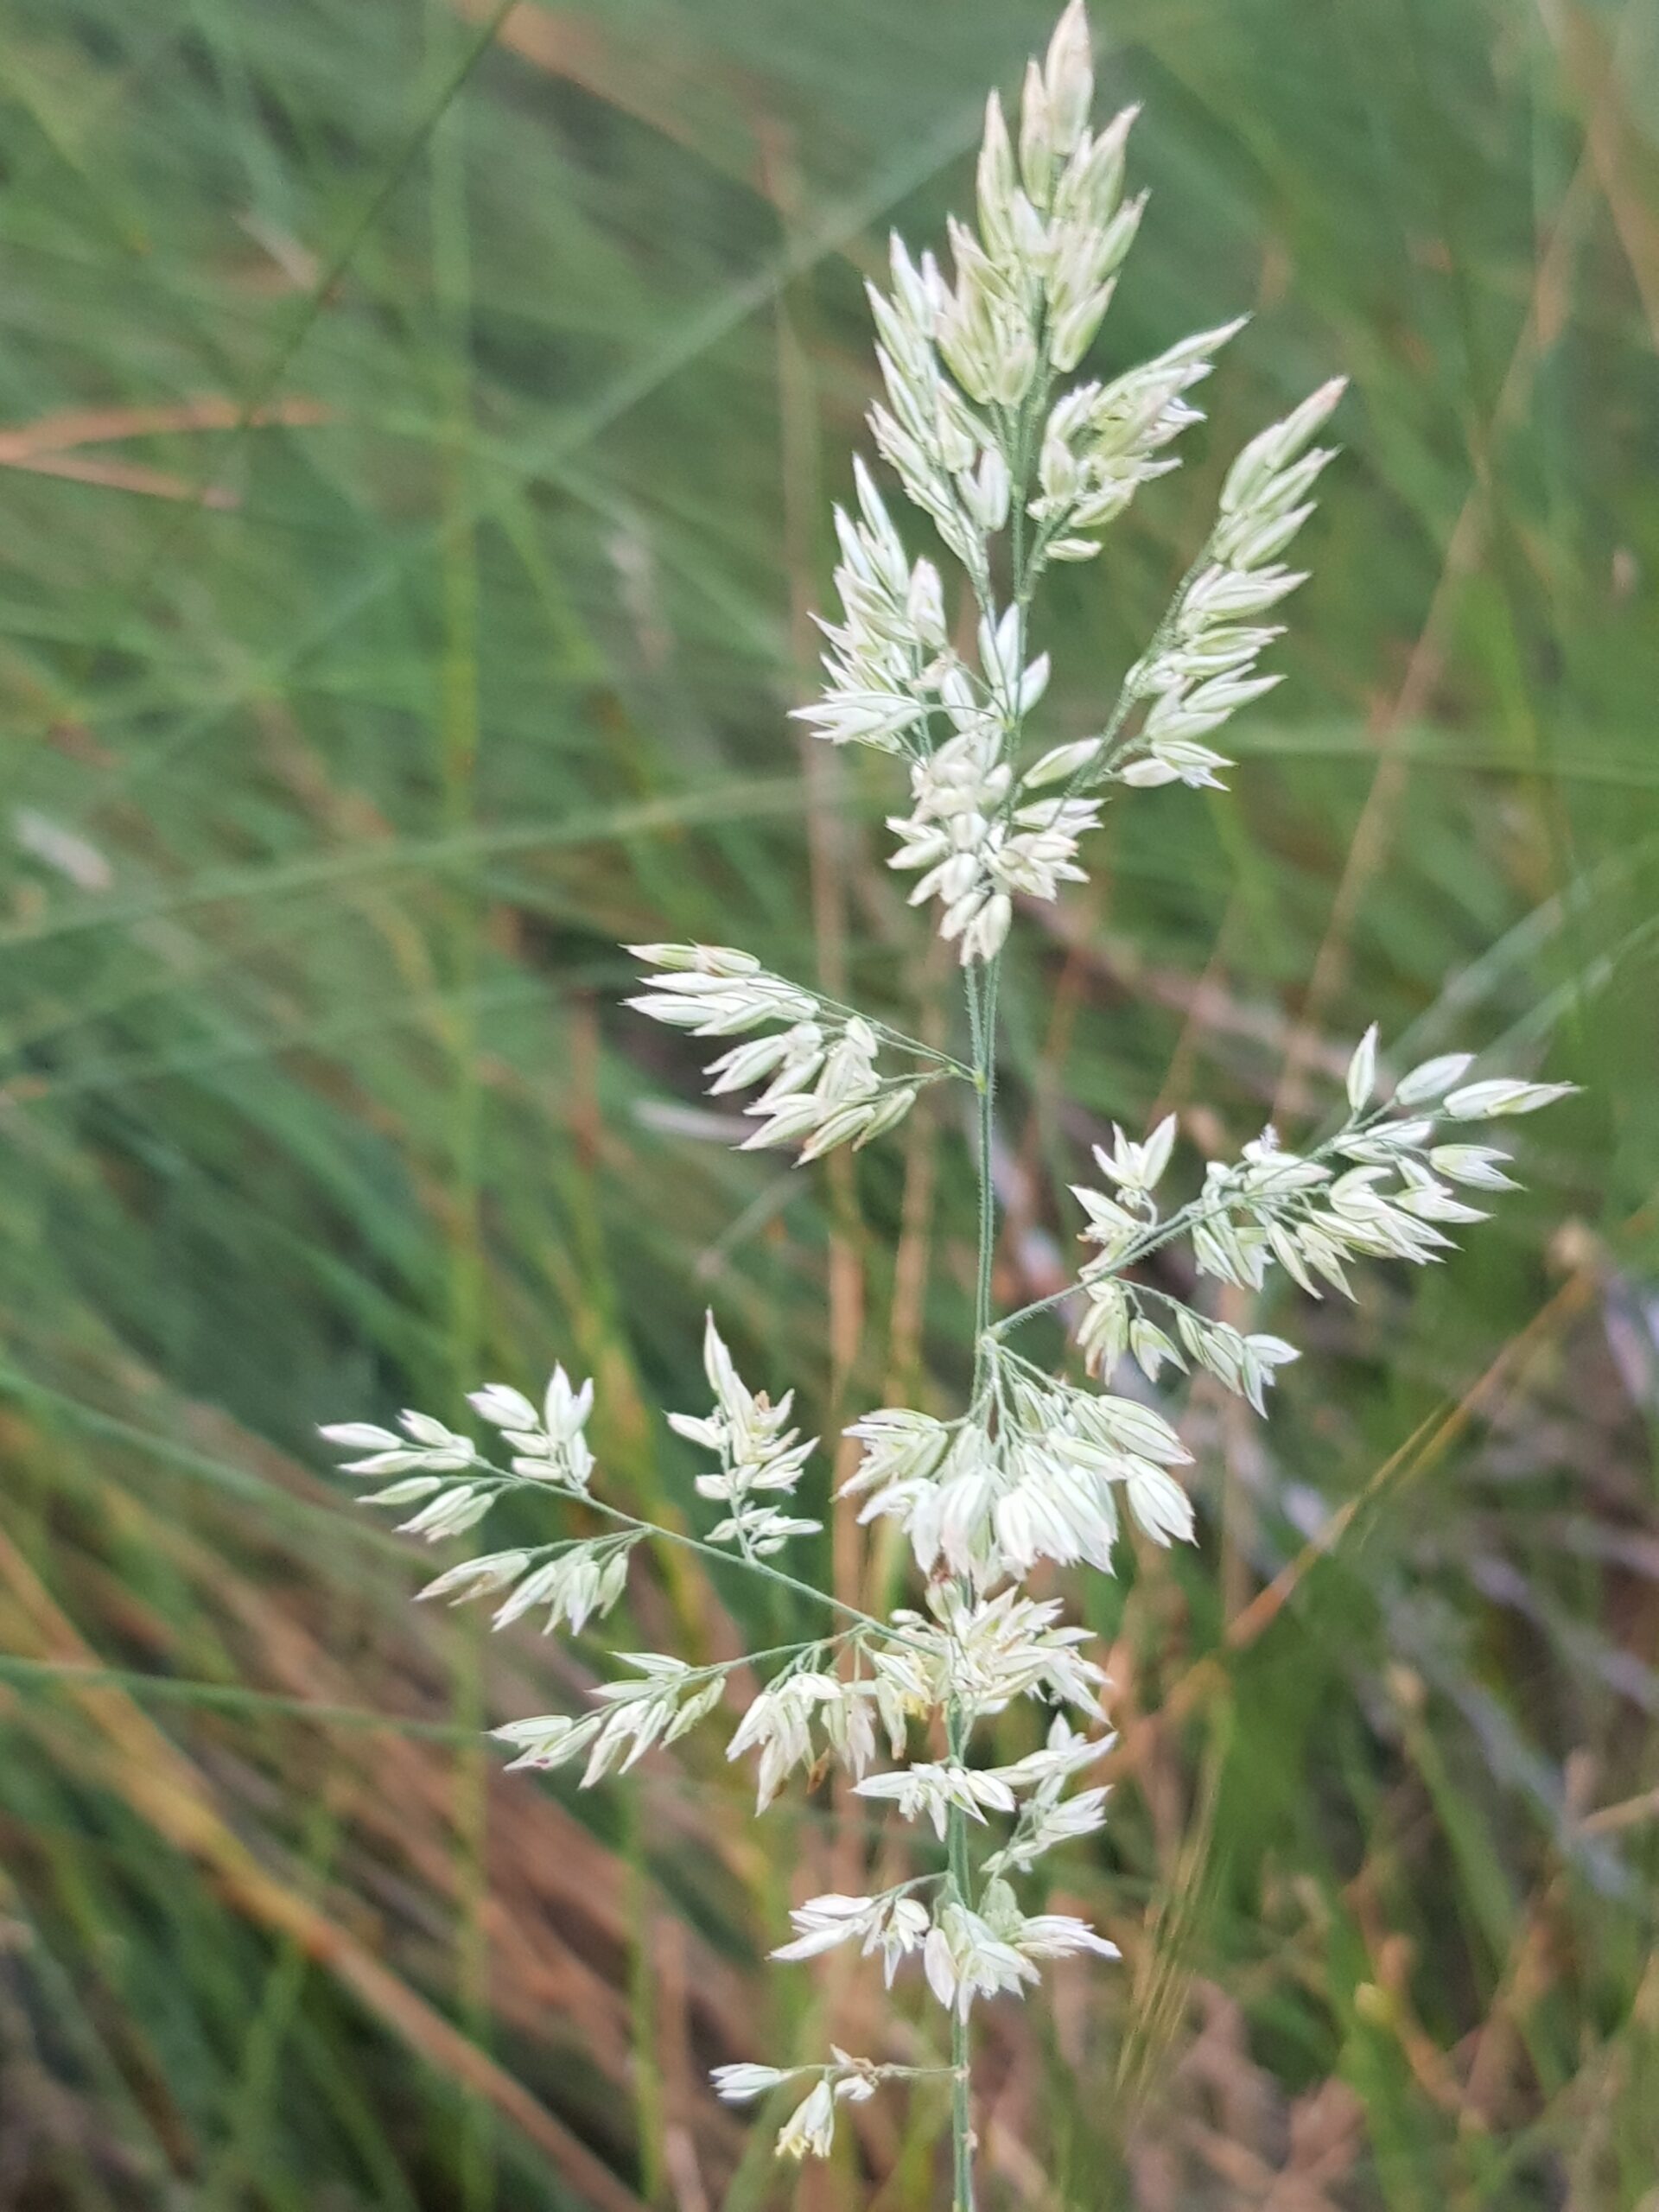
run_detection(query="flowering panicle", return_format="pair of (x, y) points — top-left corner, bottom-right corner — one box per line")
(626, 941), (933, 1155)
(842, 1361), (1196, 1583)
(922, 1882), (1119, 2019)
(315, 3), (1575, 2190)
(469, 1366), (596, 1486)
(772, 1890), (933, 1979)
(789, 457), (953, 752)
(1026, 320), (1243, 563)
(417, 1535), (640, 1639)
(1109, 376), (1346, 791)
(791, 0), (1354, 968)
(669, 1313), (820, 1557)
(1067, 1033), (1572, 1338)
(882, 631), (1103, 963)
(496, 1655), (728, 1788)
(726, 1653), (885, 1810)
(713, 2052), (900, 2164)
(319, 1375), (598, 1542)
(886, 1589), (1106, 1718)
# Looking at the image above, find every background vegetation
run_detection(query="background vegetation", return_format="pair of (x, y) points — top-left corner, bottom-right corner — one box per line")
(1, 0), (1656, 2205)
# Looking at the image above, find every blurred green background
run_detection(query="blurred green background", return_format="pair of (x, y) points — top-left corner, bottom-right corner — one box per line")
(1, 0), (1656, 2206)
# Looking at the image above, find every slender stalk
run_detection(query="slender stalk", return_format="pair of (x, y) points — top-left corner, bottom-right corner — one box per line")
(568, 1495), (897, 1637)
(944, 354), (1043, 2212)
(949, 817), (1009, 2212)
(943, 788), (1011, 2206)
(945, 937), (1001, 2212)
(944, 1705), (977, 2212)
(466, 1460), (899, 1637)
(950, 2005), (976, 2212)
(973, 956), (1002, 1355)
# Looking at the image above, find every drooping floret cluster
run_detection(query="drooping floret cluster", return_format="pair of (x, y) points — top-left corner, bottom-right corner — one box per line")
(320, 5), (1572, 2192)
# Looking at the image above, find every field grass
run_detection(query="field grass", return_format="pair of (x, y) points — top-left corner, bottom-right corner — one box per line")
(1, 0), (1656, 2205)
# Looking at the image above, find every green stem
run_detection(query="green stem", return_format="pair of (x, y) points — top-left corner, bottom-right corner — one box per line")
(944, 1702), (977, 2212)
(950, 2007), (976, 2212)
(945, 947), (996, 2211)
(942, 352), (1049, 2212)
(950, 805), (1007, 2212)
(971, 957), (1002, 1384)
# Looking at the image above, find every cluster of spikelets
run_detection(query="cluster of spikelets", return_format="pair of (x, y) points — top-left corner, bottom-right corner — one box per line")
(789, 0), (1345, 969)
(321, 1), (1571, 2177)
(623, 942), (944, 1158)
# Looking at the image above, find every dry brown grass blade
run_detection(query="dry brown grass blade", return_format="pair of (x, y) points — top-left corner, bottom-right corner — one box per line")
(207, 1558), (752, 2104)
(1579, 1783), (1659, 1836)
(1127, 1983), (1364, 2209)
(0, 451), (241, 505)
(0, 397), (329, 459)
(0, 397), (331, 506)
(0, 1524), (651, 2212)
